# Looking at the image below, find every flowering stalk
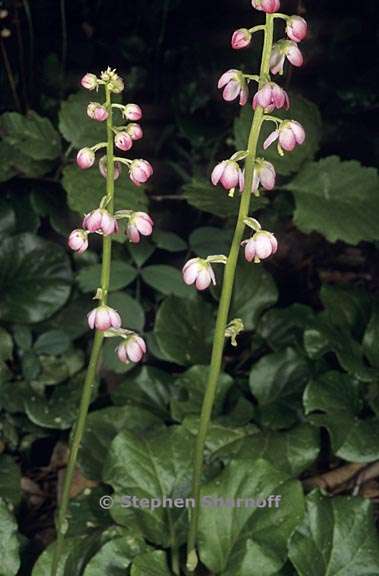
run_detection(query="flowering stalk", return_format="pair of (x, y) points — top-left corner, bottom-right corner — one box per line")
(186, 2), (306, 570)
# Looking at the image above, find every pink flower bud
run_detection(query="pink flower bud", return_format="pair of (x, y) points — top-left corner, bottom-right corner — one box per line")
(76, 147), (95, 169)
(116, 335), (146, 364)
(211, 160), (242, 191)
(129, 159), (153, 186)
(263, 120), (305, 152)
(126, 212), (154, 243)
(231, 28), (252, 50)
(252, 82), (290, 112)
(286, 16), (307, 43)
(68, 229), (88, 254)
(83, 208), (118, 236)
(126, 123), (143, 141)
(182, 258), (216, 291)
(124, 103), (142, 121)
(81, 73), (98, 90)
(251, 0), (280, 13)
(218, 69), (249, 106)
(87, 102), (108, 122)
(240, 159), (276, 194)
(114, 131), (133, 151)
(87, 305), (122, 331)
(242, 231), (278, 262)
(270, 40), (303, 75)
(99, 156), (121, 180)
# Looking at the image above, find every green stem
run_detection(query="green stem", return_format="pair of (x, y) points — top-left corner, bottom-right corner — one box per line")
(50, 86), (114, 576)
(186, 14), (274, 572)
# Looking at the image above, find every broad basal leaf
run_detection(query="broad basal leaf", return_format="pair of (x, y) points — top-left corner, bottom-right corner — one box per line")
(141, 265), (196, 298)
(131, 551), (172, 576)
(0, 111), (61, 160)
(0, 499), (20, 576)
(59, 91), (109, 149)
(77, 261), (137, 293)
(83, 530), (147, 576)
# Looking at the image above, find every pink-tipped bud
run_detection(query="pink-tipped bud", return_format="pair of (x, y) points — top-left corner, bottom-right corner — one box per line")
(252, 0), (280, 13)
(242, 231), (278, 262)
(264, 120), (305, 152)
(218, 69), (249, 106)
(116, 335), (146, 364)
(129, 159), (153, 187)
(87, 305), (122, 331)
(270, 40), (303, 75)
(114, 131), (133, 151)
(83, 208), (118, 236)
(211, 160), (242, 191)
(68, 229), (88, 254)
(126, 212), (154, 244)
(126, 123), (143, 141)
(76, 147), (95, 169)
(241, 159), (276, 194)
(123, 103), (142, 121)
(99, 156), (121, 180)
(81, 73), (98, 91)
(182, 258), (216, 291)
(231, 28), (252, 50)
(286, 16), (307, 43)
(252, 82), (290, 112)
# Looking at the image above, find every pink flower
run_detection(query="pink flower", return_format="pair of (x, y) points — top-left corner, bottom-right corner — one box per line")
(129, 159), (153, 186)
(182, 258), (216, 291)
(123, 103), (142, 121)
(81, 73), (98, 90)
(218, 69), (248, 106)
(270, 40), (303, 75)
(76, 147), (95, 169)
(114, 131), (133, 151)
(251, 0), (280, 13)
(87, 305), (122, 331)
(126, 123), (143, 141)
(116, 335), (146, 364)
(231, 29), (252, 50)
(242, 231), (278, 262)
(87, 102), (108, 122)
(252, 82), (290, 112)
(211, 160), (242, 191)
(286, 16), (307, 43)
(68, 229), (88, 254)
(126, 212), (154, 243)
(240, 159), (276, 194)
(263, 120), (305, 152)
(99, 156), (121, 180)
(83, 209), (118, 236)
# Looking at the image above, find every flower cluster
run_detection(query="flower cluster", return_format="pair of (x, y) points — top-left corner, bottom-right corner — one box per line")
(182, 0), (307, 289)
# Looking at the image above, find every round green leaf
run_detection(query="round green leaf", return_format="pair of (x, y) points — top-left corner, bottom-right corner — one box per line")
(141, 265), (195, 298)
(152, 230), (187, 252)
(77, 261), (137, 293)
(0, 499), (20, 576)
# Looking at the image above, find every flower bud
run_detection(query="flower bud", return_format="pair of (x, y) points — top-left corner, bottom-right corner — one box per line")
(263, 120), (305, 152)
(126, 212), (154, 243)
(252, 82), (290, 112)
(114, 131), (133, 151)
(211, 160), (242, 191)
(240, 159), (276, 194)
(218, 69), (249, 106)
(83, 208), (118, 236)
(99, 156), (121, 180)
(126, 123), (143, 141)
(81, 73), (98, 90)
(87, 102), (108, 122)
(76, 147), (95, 169)
(87, 305), (122, 331)
(286, 16), (307, 43)
(129, 159), (153, 186)
(270, 40), (303, 75)
(242, 231), (278, 262)
(251, 0), (280, 13)
(231, 28), (252, 50)
(182, 258), (216, 291)
(123, 104), (143, 121)
(116, 335), (146, 364)
(68, 229), (88, 254)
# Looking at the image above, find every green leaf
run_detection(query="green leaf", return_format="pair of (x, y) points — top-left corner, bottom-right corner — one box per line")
(0, 140), (52, 181)
(198, 459), (304, 576)
(43, 296), (92, 340)
(155, 296), (214, 366)
(108, 292), (145, 332)
(131, 551), (172, 576)
(257, 304), (315, 351)
(0, 499), (20, 576)
(287, 156), (379, 244)
(0, 111), (61, 160)
(141, 265), (195, 298)
(288, 490), (379, 576)
(363, 299), (379, 368)
(189, 226), (233, 258)
(0, 456), (21, 505)
(0, 234), (72, 324)
(128, 241), (155, 267)
(320, 284), (371, 337)
(304, 371), (379, 462)
(83, 531), (147, 576)
(0, 327), (13, 361)
(77, 261), (137, 293)
(152, 230), (187, 252)
(32, 535), (105, 576)
(59, 91), (109, 149)
(33, 330), (71, 355)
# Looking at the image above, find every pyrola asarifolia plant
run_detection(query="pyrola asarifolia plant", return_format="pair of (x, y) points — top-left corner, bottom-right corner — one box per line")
(184, 1), (307, 571)
(51, 67), (153, 576)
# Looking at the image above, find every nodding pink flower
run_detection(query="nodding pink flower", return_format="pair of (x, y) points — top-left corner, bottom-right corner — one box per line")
(114, 131), (133, 151)
(252, 82), (290, 112)
(99, 156), (121, 180)
(242, 231), (278, 262)
(81, 73), (98, 90)
(126, 123), (143, 141)
(87, 102), (108, 122)
(129, 159), (153, 186)
(264, 120), (305, 152)
(126, 212), (154, 243)
(286, 16), (308, 43)
(270, 40), (303, 75)
(251, 0), (280, 13)
(211, 160), (242, 191)
(182, 258), (216, 291)
(123, 103), (142, 121)
(83, 208), (118, 236)
(76, 147), (95, 169)
(68, 229), (88, 254)
(240, 159), (276, 194)
(231, 28), (252, 50)
(116, 335), (146, 364)
(87, 305), (122, 331)
(218, 69), (249, 106)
